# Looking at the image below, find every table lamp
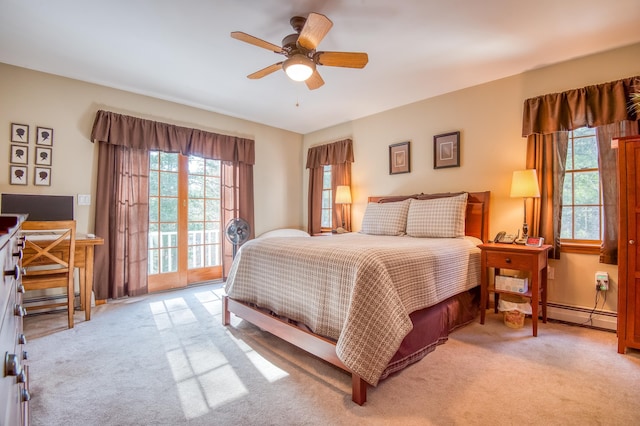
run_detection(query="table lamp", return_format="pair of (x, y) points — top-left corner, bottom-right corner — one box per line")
(335, 185), (352, 231)
(510, 169), (540, 243)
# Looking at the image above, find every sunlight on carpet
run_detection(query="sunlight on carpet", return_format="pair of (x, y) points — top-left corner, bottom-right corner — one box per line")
(146, 288), (287, 419)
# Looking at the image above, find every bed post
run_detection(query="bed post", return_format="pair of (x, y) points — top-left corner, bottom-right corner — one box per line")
(352, 374), (367, 405)
(222, 295), (230, 326)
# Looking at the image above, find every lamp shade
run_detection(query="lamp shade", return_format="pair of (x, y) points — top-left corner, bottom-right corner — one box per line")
(335, 185), (352, 204)
(283, 54), (315, 81)
(510, 169), (540, 198)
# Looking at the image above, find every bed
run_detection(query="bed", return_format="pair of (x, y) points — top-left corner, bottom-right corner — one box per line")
(223, 191), (490, 405)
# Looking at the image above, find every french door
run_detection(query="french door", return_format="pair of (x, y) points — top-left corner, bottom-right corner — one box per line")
(148, 152), (222, 292)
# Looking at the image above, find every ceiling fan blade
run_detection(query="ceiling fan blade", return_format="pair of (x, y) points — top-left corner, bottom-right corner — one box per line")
(315, 51), (369, 68)
(247, 62), (283, 79)
(231, 31), (284, 54)
(305, 70), (324, 90)
(297, 13), (333, 50)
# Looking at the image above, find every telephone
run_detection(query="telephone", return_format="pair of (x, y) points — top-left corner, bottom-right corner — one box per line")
(493, 230), (517, 244)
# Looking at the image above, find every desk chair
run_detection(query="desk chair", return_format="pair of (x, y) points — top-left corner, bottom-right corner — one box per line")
(22, 220), (76, 329)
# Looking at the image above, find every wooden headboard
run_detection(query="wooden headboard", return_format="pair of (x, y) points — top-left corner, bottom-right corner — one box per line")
(368, 191), (490, 243)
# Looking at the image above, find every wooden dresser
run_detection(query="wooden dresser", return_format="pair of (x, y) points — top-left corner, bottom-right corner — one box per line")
(0, 214), (29, 425)
(616, 135), (640, 354)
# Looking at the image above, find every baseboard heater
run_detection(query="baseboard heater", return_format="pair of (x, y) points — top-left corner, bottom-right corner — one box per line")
(546, 302), (617, 332)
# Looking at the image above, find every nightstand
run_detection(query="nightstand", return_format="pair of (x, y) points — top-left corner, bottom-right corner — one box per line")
(478, 242), (552, 336)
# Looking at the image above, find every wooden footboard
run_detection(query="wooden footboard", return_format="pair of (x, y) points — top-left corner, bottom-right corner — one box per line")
(223, 295), (367, 405)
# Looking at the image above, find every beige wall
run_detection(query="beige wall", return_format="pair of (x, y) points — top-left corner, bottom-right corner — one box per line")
(0, 63), (303, 237)
(303, 43), (640, 321)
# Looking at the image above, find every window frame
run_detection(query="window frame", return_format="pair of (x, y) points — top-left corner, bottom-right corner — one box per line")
(320, 165), (333, 232)
(560, 127), (602, 255)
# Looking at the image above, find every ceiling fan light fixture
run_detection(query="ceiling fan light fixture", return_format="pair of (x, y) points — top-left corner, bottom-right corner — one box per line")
(283, 54), (315, 81)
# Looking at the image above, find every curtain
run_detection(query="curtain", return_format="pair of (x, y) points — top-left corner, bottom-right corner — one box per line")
(522, 76), (640, 264)
(221, 161), (254, 278)
(526, 132), (567, 259)
(91, 110), (255, 298)
(306, 139), (354, 235)
(93, 144), (149, 299)
(596, 120), (639, 264)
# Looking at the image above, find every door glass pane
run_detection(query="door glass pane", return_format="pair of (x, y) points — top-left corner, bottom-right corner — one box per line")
(187, 156), (221, 270)
(149, 152), (179, 276)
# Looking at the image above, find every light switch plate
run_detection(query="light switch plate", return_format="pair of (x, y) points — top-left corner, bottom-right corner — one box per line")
(77, 194), (91, 205)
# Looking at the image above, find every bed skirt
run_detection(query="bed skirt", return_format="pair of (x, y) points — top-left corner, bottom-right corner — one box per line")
(380, 285), (480, 380)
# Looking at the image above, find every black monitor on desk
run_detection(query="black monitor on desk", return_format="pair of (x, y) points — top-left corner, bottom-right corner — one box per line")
(1, 194), (74, 221)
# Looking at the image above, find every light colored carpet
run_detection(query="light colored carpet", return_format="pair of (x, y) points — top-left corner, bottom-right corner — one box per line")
(24, 283), (640, 425)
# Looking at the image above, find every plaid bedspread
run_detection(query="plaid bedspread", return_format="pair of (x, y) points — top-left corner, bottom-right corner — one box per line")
(224, 233), (481, 386)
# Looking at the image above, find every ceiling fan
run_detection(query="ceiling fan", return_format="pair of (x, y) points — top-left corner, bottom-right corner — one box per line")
(231, 12), (368, 90)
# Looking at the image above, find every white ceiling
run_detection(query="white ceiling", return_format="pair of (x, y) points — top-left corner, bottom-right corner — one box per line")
(1, 1), (639, 134)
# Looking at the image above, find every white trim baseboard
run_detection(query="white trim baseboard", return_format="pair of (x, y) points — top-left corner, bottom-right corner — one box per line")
(547, 302), (617, 331)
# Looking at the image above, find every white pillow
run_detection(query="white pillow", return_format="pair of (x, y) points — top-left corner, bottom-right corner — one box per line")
(360, 199), (411, 236)
(258, 228), (310, 239)
(406, 193), (468, 238)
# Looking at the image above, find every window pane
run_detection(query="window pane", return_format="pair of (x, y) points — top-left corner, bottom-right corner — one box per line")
(188, 175), (204, 198)
(565, 141), (573, 170)
(149, 151), (159, 170)
(189, 199), (204, 221)
(561, 207), (572, 239)
(573, 136), (598, 169)
(321, 209), (331, 228)
(322, 191), (331, 208)
(206, 176), (220, 198)
(188, 156), (205, 174)
(148, 250), (159, 275)
(205, 221), (220, 244)
(148, 223), (159, 249)
(574, 171), (599, 205)
(188, 246), (204, 269)
(160, 172), (179, 196)
(323, 166), (331, 188)
(160, 223), (178, 247)
(206, 159), (221, 176)
(149, 171), (159, 196)
(161, 248), (178, 273)
(160, 152), (178, 171)
(159, 198), (178, 222)
(574, 206), (600, 239)
(206, 199), (220, 221)
(149, 196), (159, 222)
(562, 175), (573, 205)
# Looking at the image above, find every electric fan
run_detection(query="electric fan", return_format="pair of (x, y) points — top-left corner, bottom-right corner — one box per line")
(225, 217), (251, 258)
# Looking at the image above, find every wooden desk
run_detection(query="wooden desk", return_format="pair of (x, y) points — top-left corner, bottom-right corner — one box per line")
(478, 242), (552, 336)
(73, 235), (104, 320)
(22, 234), (104, 321)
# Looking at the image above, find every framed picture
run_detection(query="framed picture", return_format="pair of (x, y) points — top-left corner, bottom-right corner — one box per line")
(35, 146), (52, 166)
(11, 123), (29, 143)
(434, 131), (460, 169)
(36, 126), (54, 146)
(10, 144), (28, 164)
(389, 141), (411, 174)
(9, 165), (28, 185)
(34, 166), (51, 186)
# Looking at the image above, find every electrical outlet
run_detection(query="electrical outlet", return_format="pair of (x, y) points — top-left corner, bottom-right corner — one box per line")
(595, 271), (609, 291)
(547, 266), (555, 280)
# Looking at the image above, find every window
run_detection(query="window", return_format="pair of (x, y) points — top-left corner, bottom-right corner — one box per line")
(560, 127), (602, 243)
(321, 165), (332, 230)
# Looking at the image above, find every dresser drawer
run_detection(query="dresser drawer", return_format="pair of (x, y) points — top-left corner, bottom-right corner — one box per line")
(486, 251), (534, 270)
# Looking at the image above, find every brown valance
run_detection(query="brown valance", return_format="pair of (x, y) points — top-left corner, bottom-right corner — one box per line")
(305, 138), (354, 168)
(91, 110), (254, 164)
(522, 76), (639, 137)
